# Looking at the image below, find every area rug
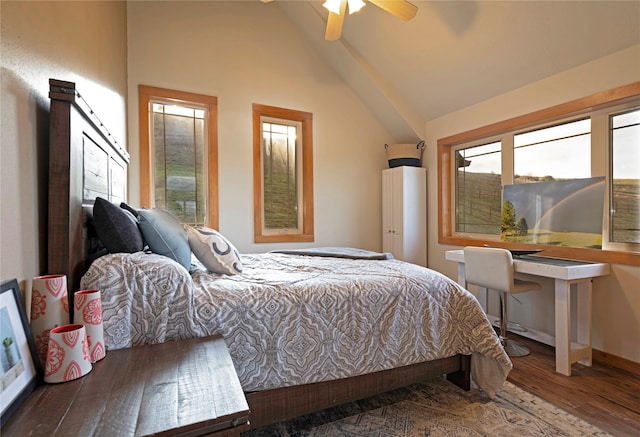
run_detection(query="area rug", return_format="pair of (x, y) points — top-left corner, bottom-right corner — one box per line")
(242, 377), (612, 437)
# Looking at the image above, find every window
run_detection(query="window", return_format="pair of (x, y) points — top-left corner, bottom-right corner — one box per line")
(456, 141), (502, 234)
(610, 108), (640, 244)
(514, 119), (591, 182)
(139, 85), (218, 229)
(438, 83), (640, 265)
(262, 121), (300, 230)
(253, 104), (314, 243)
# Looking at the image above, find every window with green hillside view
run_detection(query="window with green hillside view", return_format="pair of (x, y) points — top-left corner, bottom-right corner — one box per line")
(456, 141), (502, 234)
(611, 108), (640, 244)
(252, 104), (314, 243)
(262, 121), (299, 230)
(451, 101), (639, 252)
(138, 85), (218, 229)
(152, 103), (206, 225)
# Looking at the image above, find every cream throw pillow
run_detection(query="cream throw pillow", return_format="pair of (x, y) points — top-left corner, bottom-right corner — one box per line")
(185, 226), (242, 275)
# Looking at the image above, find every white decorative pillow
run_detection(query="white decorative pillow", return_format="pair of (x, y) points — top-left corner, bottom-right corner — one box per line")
(185, 226), (243, 275)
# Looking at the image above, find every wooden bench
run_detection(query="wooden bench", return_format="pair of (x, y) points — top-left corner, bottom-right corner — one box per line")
(3, 335), (250, 436)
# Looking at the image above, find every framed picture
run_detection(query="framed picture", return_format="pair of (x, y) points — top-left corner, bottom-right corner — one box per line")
(1, 278), (42, 426)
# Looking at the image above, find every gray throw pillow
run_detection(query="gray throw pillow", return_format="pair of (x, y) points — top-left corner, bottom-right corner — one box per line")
(137, 208), (191, 271)
(93, 197), (144, 253)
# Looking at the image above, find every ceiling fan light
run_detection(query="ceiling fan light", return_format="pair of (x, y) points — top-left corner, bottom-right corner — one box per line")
(323, 0), (342, 15)
(347, 0), (365, 14)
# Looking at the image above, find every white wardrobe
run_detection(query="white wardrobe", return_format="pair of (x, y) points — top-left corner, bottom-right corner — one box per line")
(382, 166), (427, 266)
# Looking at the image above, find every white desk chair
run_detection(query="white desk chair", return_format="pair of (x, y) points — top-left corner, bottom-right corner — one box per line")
(463, 246), (542, 357)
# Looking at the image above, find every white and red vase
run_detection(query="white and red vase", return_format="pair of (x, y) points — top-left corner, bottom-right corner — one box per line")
(73, 289), (106, 363)
(31, 274), (70, 364)
(44, 324), (92, 383)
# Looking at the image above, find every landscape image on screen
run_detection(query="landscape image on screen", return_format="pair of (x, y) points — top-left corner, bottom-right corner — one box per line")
(501, 177), (605, 249)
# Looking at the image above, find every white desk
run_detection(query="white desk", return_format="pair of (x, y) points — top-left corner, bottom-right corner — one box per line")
(445, 249), (611, 376)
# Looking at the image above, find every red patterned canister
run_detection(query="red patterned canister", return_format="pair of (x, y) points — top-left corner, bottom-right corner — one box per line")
(73, 289), (105, 362)
(31, 275), (69, 364)
(44, 324), (92, 383)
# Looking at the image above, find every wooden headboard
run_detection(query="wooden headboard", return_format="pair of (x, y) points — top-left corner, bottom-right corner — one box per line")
(48, 79), (129, 307)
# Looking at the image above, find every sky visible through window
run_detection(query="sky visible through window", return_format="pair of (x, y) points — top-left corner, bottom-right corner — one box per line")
(612, 109), (639, 180)
(514, 119), (590, 180)
(463, 117), (637, 179)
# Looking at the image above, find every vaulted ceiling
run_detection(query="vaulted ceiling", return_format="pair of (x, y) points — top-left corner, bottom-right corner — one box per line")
(267, 1), (640, 142)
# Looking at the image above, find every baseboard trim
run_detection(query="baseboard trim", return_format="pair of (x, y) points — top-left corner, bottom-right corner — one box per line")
(592, 349), (640, 376)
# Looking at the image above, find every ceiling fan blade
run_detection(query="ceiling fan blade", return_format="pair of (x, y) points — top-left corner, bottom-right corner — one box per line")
(368, 0), (418, 21)
(325, 0), (347, 41)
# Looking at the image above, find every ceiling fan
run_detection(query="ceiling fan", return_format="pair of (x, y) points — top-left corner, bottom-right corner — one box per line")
(261, 0), (418, 41)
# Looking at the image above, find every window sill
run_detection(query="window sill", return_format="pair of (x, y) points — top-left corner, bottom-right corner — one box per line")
(439, 234), (639, 266)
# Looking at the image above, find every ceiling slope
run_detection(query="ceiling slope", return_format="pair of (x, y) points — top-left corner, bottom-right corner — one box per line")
(278, 1), (425, 142)
(273, 0), (640, 143)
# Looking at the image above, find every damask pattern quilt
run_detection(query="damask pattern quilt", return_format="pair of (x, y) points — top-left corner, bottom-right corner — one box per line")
(81, 252), (512, 396)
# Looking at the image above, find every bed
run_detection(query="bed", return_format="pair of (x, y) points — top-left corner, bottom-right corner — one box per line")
(47, 79), (512, 429)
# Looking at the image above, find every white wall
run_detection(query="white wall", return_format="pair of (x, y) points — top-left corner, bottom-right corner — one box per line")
(0, 1), (127, 293)
(424, 45), (640, 363)
(126, 1), (391, 254)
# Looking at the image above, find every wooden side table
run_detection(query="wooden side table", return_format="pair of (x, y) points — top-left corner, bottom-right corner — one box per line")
(3, 335), (250, 436)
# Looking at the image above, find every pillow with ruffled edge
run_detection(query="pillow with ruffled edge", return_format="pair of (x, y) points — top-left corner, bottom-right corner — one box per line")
(137, 208), (191, 271)
(93, 197), (144, 254)
(185, 226), (242, 275)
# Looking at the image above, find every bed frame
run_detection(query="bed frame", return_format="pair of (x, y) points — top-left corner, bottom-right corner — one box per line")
(47, 78), (470, 429)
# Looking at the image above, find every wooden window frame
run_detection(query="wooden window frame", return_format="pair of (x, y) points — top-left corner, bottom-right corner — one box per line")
(253, 104), (314, 243)
(138, 85), (219, 230)
(438, 82), (640, 266)
(608, 107), (640, 247)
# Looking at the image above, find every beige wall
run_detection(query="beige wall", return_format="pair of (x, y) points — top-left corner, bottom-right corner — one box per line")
(126, 1), (391, 253)
(1, 0), (637, 365)
(425, 45), (640, 363)
(1, 1), (127, 292)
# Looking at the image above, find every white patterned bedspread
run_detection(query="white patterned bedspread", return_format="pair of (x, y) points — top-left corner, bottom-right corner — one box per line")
(80, 252), (512, 396)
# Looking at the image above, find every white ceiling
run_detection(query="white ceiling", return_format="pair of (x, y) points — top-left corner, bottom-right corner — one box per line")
(270, 0), (640, 142)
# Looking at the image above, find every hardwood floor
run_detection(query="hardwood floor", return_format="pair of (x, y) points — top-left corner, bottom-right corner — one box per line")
(505, 333), (640, 437)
